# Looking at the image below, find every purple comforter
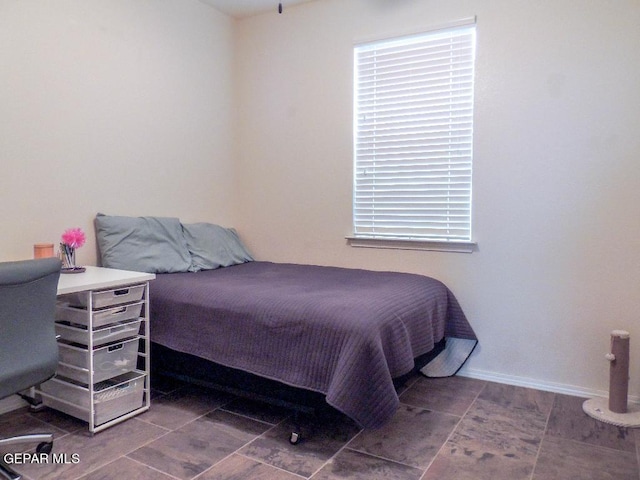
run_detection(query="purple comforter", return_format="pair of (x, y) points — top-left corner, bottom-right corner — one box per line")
(149, 261), (476, 428)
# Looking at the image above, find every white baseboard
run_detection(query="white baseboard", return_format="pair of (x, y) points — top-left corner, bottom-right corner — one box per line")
(0, 395), (27, 415)
(460, 368), (640, 404)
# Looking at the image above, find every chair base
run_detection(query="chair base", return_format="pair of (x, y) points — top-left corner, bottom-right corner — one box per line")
(0, 433), (53, 448)
(0, 458), (21, 480)
(0, 433), (54, 480)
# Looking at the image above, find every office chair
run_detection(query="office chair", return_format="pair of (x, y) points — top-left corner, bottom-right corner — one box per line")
(0, 258), (61, 480)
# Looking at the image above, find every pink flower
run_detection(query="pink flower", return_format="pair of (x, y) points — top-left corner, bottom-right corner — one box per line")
(61, 228), (86, 249)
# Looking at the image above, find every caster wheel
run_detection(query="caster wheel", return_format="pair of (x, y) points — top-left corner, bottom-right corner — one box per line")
(289, 432), (300, 445)
(36, 442), (53, 454)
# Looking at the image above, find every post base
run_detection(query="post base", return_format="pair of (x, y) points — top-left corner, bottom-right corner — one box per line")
(583, 397), (640, 427)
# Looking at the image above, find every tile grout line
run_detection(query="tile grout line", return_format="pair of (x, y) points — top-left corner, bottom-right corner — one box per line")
(306, 435), (357, 479)
(302, 392), (455, 478)
(418, 380), (488, 480)
(527, 392), (556, 480)
(344, 406), (463, 472)
(191, 450), (240, 480)
(285, 409), (367, 478)
(151, 403), (282, 479)
(206, 409), (309, 478)
(122, 455), (184, 480)
(341, 444), (433, 475)
(235, 451), (308, 479)
(217, 405), (284, 429)
(156, 401), (285, 480)
(71, 419), (175, 480)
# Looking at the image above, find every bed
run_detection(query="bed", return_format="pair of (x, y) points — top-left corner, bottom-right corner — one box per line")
(94, 215), (477, 439)
(148, 262), (477, 432)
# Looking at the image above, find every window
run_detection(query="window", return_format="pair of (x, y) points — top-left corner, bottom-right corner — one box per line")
(352, 23), (476, 248)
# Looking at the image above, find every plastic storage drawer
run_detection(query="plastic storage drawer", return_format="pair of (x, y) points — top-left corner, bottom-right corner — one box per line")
(39, 372), (145, 426)
(59, 284), (145, 309)
(57, 338), (139, 384)
(55, 319), (141, 347)
(56, 302), (143, 329)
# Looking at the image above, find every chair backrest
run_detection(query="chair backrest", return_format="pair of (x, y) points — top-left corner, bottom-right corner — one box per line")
(0, 258), (61, 400)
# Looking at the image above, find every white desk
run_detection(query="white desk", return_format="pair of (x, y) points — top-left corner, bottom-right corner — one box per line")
(39, 266), (155, 433)
(57, 266), (155, 295)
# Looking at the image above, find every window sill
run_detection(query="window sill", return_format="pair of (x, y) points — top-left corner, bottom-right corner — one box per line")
(346, 236), (477, 253)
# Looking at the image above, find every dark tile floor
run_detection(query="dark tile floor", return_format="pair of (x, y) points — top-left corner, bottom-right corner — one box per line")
(1, 375), (638, 480)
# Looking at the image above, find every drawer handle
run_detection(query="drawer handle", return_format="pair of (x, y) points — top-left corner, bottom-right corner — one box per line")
(116, 382), (132, 391)
(113, 289), (130, 296)
(110, 307), (127, 315)
(108, 344), (124, 352)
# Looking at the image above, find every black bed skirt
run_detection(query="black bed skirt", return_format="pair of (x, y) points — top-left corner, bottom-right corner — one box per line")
(150, 338), (446, 415)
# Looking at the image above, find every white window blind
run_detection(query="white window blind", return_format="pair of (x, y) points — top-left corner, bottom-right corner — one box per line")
(353, 24), (476, 243)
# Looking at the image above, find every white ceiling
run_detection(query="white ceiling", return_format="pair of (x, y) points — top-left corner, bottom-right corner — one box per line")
(199, 0), (313, 18)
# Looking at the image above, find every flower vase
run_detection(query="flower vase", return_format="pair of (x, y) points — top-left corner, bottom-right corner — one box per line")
(60, 243), (84, 273)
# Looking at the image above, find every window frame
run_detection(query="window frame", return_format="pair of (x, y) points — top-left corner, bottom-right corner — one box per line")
(350, 20), (477, 253)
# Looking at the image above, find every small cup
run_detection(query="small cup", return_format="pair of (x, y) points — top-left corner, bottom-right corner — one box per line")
(34, 243), (55, 259)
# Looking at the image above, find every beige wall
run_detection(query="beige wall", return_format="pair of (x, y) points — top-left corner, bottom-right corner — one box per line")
(0, 0), (236, 265)
(234, 0), (640, 398)
(2, 0), (640, 408)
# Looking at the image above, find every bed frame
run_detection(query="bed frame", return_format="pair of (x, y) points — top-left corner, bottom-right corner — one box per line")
(150, 339), (446, 443)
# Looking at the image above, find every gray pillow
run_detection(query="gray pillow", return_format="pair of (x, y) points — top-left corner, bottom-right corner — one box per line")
(95, 214), (192, 273)
(182, 223), (253, 272)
